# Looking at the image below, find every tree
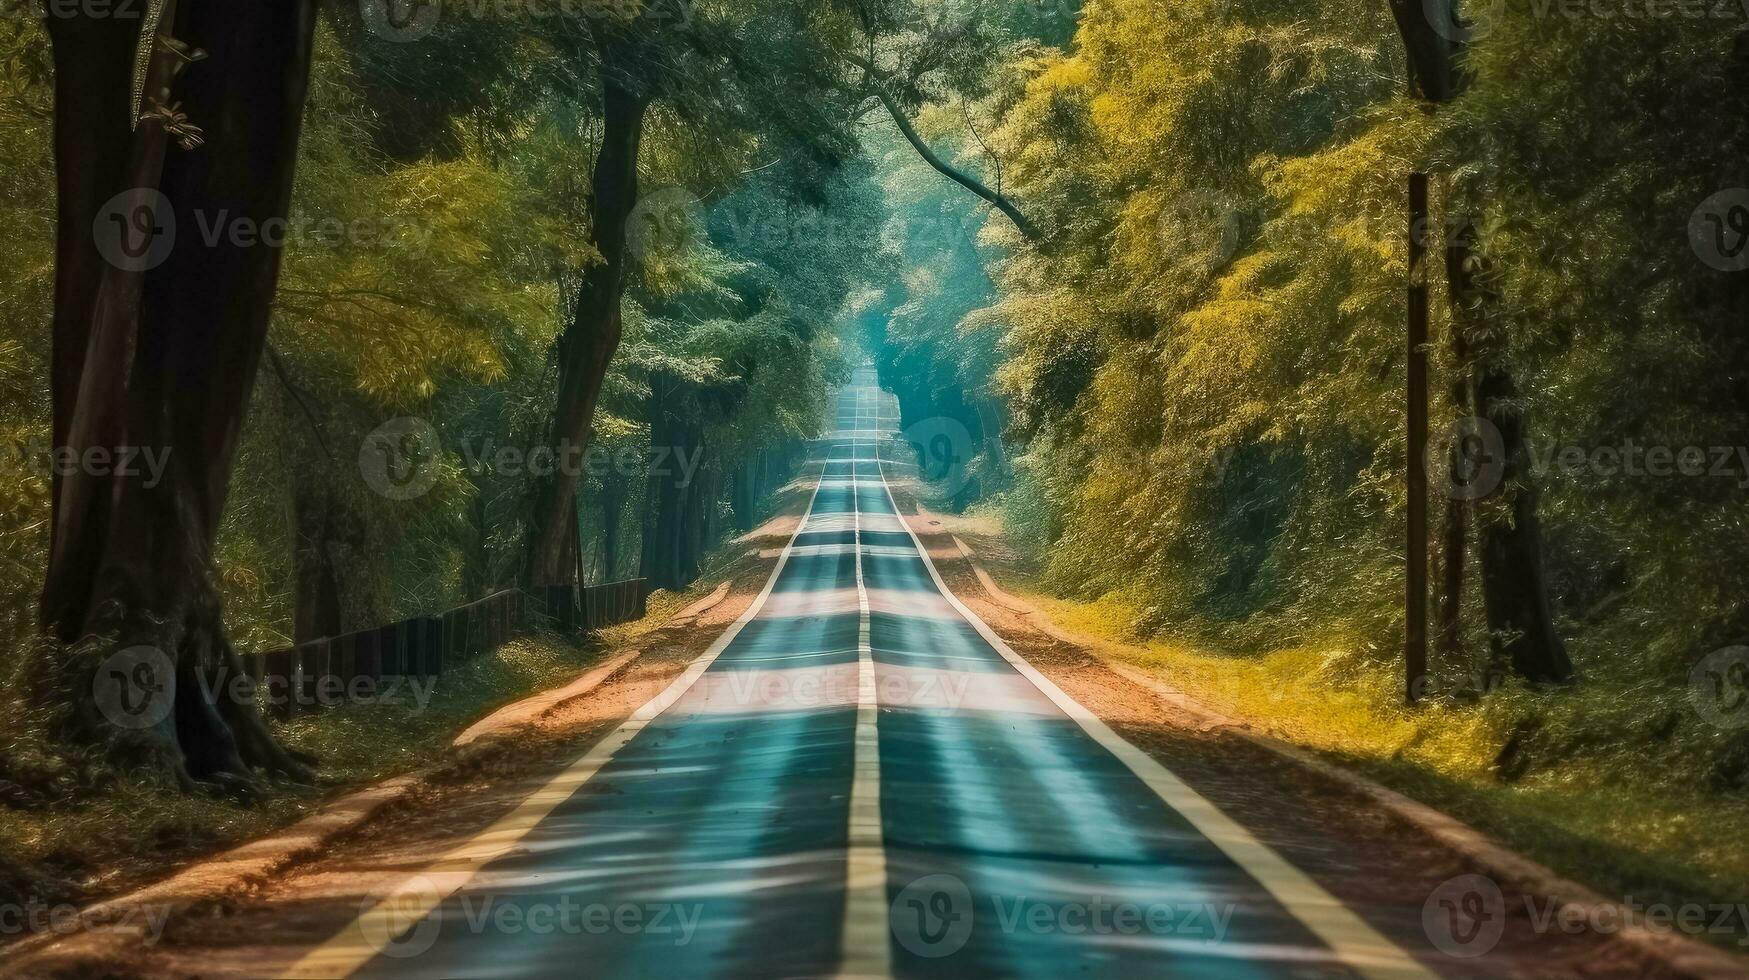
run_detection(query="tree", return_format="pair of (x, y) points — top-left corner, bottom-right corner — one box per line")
(264, 25), (580, 641)
(40, 0), (320, 786)
(844, 0), (1045, 244)
(628, 157), (873, 590)
(1387, 0), (1573, 686)
(524, 0), (862, 588)
(524, 21), (657, 588)
(847, 52), (1041, 244)
(859, 125), (1012, 508)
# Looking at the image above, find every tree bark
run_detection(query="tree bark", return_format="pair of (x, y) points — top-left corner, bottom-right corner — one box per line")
(639, 375), (676, 591)
(681, 469), (703, 584)
(1387, 0), (1460, 102)
(1474, 423), (1572, 684)
(524, 60), (650, 587)
(730, 456), (756, 531)
(41, 0), (320, 787)
(687, 459), (716, 577)
(1449, 220), (1574, 686)
(461, 473), (493, 599)
(1389, 0), (1574, 688)
(44, 12), (137, 579)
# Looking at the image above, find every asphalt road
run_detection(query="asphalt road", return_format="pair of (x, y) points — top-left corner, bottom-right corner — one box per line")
(291, 369), (1432, 979)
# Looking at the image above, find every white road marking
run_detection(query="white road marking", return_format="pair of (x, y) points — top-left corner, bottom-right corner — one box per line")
(284, 378), (1422, 980)
(285, 468), (832, 979)
(870, 462), (1434, 980)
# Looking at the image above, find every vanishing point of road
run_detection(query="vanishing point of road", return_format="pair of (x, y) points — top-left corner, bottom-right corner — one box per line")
(284, 367), (1431, 979)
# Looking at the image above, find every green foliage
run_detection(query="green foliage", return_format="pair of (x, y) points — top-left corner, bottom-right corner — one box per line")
(976, 0), (1410, 648)
(0, 7), (874, 661)
(1447, 14), (1749, 678)
(976, 0), (1749, 711)
(856, 121), (1014, 507)
(218, 27), (588, 647)
(0, 24), (56, 656)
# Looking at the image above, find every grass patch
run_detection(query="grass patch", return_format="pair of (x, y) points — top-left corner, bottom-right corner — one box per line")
(601, 587), (701, 647)
(273, 631), (603, 784)
(0, 507), (777, 916)
(0, 630), (610, 909)
(961, 517), (1749, 947)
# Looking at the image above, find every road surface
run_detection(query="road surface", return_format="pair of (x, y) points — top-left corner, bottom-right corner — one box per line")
(289, 368), (1431, 979)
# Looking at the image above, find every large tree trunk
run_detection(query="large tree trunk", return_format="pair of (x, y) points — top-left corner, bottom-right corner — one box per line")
(1449, 221), (1575, 686)
(43, 12), (135, 566)
(975, 396), (1009, 481)
(685, 458), (716, 579)
(40, 0), (320, 788)
(524, 62), (650, 587)
(461, 473), (493, 600)
(1389, 0), (1573, 688)
(1434, 484), (1469, 671)
(639, 469), (686, 593)
(730, 455), (756, 532)
(1387, 0), (1461, 102)
(1465, 354), (1572, 684)
(1475, 427), (1572, 685)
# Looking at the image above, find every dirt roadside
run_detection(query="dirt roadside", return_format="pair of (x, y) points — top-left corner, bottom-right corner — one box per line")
(3, 472), (821, 979)
(9, 465), (1718, 979)
(881, 478), (1689, 980)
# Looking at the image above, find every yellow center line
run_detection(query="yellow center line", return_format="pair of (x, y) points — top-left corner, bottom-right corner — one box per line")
(837, 399), (894, 979)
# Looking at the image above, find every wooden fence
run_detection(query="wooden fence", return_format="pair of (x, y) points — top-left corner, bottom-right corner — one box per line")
(251, 578), (647, 719)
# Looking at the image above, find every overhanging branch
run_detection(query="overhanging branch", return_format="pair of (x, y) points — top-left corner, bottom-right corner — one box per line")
(846, 53), (1045, 247)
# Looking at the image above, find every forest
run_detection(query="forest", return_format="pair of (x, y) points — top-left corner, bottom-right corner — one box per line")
(2, 0), (1748, 960)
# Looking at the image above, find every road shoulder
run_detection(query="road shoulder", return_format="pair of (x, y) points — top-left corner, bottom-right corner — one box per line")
(883, 478), (1723, 979)
(5, 472), (823, 978)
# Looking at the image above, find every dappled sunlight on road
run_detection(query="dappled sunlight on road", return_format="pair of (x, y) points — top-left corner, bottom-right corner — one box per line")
(168, 376), (1434, 980)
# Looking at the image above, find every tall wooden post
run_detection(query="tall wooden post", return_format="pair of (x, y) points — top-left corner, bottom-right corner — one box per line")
(1406, 172), (1431, 703)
